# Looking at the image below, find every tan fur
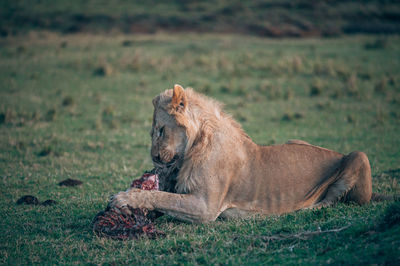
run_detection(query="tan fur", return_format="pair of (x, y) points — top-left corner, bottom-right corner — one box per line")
(110, 85), (373, 223)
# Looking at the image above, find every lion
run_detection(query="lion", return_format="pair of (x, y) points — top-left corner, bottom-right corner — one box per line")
(109, 84), (373, 223)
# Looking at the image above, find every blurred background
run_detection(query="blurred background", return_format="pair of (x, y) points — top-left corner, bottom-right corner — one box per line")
(1, 0), (400, 37)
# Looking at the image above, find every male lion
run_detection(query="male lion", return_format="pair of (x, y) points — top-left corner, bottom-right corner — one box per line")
(109, 84), (372, 223)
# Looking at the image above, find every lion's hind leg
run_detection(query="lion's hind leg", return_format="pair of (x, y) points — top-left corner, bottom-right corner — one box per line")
(310, 151), (372, 209)
(340, 151), (372, 205)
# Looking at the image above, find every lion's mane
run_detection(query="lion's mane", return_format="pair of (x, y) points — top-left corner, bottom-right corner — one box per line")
(154, 88), (249, 193)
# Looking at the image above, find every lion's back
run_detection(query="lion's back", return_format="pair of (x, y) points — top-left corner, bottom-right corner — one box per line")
(229, 143), (345, 213)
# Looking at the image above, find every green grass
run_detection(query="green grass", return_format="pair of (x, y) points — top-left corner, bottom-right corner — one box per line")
(0, 33), (400, 264)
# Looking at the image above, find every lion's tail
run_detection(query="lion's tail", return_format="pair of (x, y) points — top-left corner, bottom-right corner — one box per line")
(370, 193), (399, 202)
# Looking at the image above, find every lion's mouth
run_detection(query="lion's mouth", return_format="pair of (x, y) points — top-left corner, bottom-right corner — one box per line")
(152, 155), (181, 193)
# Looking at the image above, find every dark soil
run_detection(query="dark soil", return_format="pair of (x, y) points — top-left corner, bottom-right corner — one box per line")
(58, 178), (83, 186)
(16, 195), (58, 206)
(16, 195), (39, 205)
(41, 199), (57, 206)
(37, 147), (52, 157)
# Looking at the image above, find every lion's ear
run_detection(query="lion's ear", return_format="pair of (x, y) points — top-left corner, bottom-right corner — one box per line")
(171, 84), (187, 112)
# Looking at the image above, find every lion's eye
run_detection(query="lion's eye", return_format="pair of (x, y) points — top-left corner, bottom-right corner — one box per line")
(158, 126), (165, 138)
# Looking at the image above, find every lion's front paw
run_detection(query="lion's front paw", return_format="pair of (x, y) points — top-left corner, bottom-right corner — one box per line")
(108, 188), (154, 212)
(109, 191), (133, 213)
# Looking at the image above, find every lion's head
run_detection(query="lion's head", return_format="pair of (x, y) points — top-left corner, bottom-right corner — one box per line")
(150, 84), (249, 193)
(150, 85), (188, 170)
(150, 84), (220, 169)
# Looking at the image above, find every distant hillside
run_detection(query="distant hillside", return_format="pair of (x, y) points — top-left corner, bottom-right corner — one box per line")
(1, 0), (400, 37)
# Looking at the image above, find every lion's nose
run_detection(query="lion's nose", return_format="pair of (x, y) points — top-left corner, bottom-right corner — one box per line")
(151, 146), (158, 158)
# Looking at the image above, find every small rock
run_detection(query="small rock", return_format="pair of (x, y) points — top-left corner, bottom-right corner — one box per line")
(62, 96), (74, 106)
(294, 113), (304, 119)
(93, 64), (113, 77)
(45, 108), (57, 122)
(282, 112), (303, 121)
(38, 146), (52, 157)
(122, 40), (134, 47)
(310, 84), (322, 97)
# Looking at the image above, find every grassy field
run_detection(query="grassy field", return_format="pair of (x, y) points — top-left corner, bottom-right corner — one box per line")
(0, 32), (400, 264)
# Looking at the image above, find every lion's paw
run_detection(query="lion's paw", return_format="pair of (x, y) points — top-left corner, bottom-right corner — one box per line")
(109, 188), (154, 211)
(109, 191), (133, 213)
